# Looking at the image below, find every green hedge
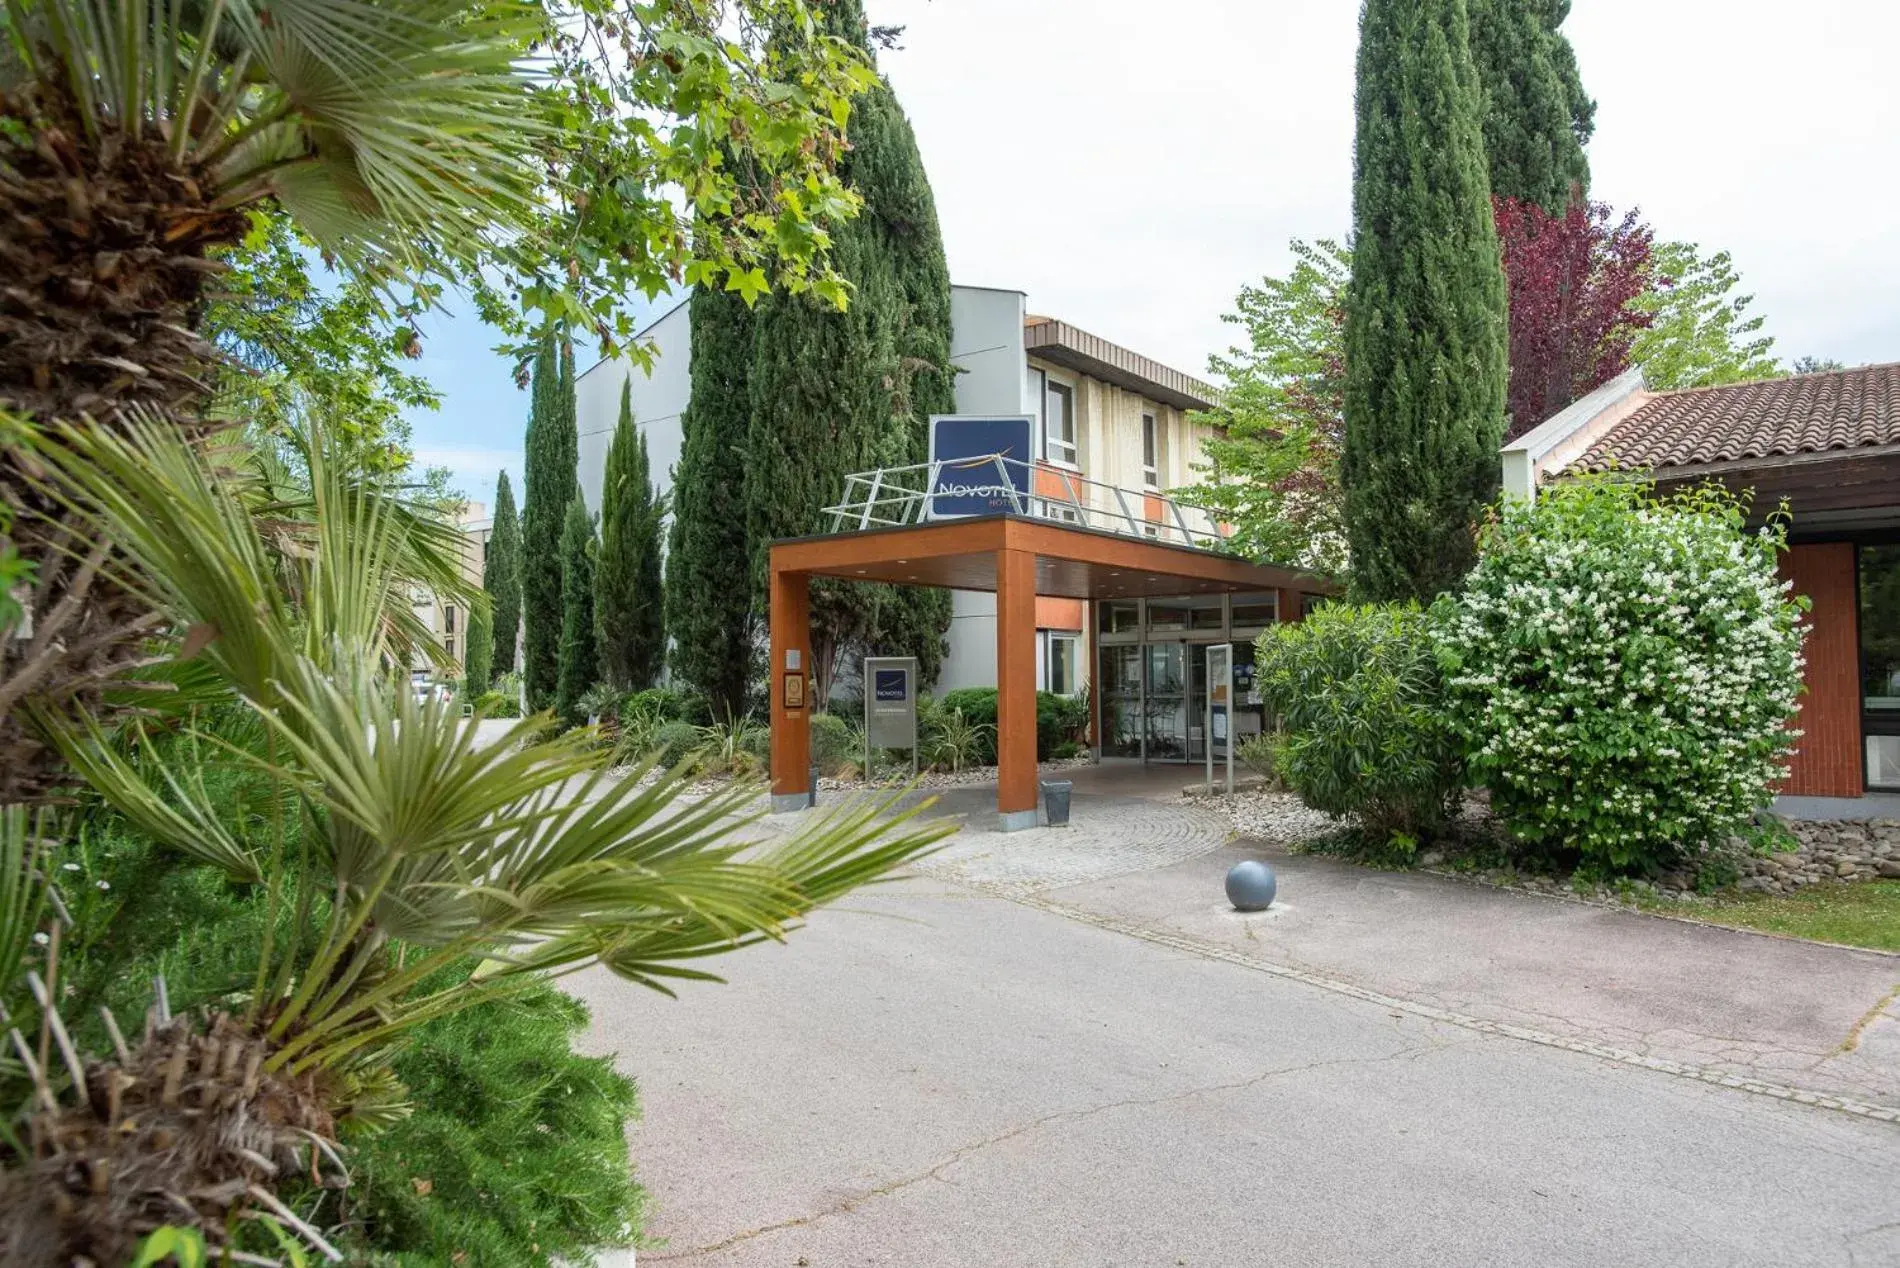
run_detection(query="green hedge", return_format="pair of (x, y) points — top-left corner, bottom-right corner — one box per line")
(935, 688), (1088, 763)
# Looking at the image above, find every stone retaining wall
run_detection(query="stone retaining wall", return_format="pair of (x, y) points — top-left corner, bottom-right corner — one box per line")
(1734, 820), (1900, 894)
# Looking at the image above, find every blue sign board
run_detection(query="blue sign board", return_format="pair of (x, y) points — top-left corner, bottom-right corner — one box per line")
(873, 668), (908, 702)
(927, 415), (1033, 519)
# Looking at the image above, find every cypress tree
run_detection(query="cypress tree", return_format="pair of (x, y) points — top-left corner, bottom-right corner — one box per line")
(667, 285), (758, 721)
(464, 599), (494, 695)
(851, 71), (955, 688)
(1467, 0), (1594, 210)
(1341, 0), (1509, 602)
(596, 381), (666, 690)
(522, 330), (577, 712)
(746, 230), (886, 702)
(744, 1), (955, 694)
(485, 471), (522, 677)
(555, 489), (599, 725)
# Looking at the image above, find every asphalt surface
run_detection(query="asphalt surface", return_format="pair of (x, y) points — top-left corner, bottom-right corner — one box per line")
(570, 845), (1900, 1266)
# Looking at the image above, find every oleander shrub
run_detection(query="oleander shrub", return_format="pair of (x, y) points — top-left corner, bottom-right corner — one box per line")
(1436, 476), (1805, 876)
(1253, 602), (1463, 845)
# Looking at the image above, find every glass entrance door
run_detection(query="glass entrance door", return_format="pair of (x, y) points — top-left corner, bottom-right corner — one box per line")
(1143, 644), (1189, 761)
(1862, 545), (1900, 789)
(1100, 644), (1143, 758)
(1186, 647), (1209, 763)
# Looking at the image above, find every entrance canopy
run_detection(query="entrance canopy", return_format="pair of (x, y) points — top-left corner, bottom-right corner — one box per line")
(768, 513), (1334, 829)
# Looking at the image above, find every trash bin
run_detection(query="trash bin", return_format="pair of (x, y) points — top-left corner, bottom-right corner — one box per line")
(1040, 779), (1073, 827)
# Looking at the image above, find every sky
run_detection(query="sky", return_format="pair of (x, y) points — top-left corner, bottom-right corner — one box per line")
(405, 0), (1900, 511)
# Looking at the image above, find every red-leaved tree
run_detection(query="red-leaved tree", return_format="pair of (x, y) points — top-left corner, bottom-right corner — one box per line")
(1495, 197), (1656, 440)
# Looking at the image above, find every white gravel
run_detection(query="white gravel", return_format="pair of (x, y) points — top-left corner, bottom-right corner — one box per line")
(1202, 787), (1343, 846)
(818, 754), (1097, 793)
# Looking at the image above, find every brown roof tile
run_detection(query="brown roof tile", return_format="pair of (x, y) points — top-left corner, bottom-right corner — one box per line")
(1575, 362), (1900, 474)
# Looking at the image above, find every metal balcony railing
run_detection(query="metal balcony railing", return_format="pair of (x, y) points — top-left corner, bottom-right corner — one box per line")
(821, 453), (1230, 550)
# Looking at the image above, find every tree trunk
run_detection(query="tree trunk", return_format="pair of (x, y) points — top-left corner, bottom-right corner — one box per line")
(0, 84), (246, 802)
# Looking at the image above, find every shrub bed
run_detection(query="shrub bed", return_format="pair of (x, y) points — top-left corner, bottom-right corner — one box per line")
(936, 688), (1089, 763)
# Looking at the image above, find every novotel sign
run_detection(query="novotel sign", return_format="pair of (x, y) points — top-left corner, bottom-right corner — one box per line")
(926, 414), (1033, 519)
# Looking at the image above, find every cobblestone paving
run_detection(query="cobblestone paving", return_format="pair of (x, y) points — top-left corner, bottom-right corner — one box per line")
(912, 796), (1234, 894)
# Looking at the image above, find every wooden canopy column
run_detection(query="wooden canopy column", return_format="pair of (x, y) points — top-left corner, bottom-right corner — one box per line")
(996, 548), (1040, 830)
(768, 566), (812, 812)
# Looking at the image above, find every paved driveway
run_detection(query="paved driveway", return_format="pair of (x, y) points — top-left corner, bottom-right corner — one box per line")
(571, 788), (1900, 1266)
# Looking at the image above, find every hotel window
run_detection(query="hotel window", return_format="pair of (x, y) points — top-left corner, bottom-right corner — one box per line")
(445, 605), (457, 635)
(1099, 601), (1141, 635)
(1142, 412), (1159, 487)
(1046, 633), (1080, 697)
(1861, 546), (1900, 789)
(1231, 594), (1279, 629)
(1045, 379), (1077, 467)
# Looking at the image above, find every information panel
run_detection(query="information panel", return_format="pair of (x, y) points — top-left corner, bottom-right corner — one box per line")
(863, 657), (919, 775)
(926, 415), (1033, 519)
(1205, 643), (1234, 796)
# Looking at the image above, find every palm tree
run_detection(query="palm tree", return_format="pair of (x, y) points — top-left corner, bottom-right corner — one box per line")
(0, 0), (547, 801)
(0, 416), (947, 1264)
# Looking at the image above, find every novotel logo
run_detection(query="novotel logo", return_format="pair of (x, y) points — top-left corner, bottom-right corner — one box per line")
(934, 482), (1017, 499)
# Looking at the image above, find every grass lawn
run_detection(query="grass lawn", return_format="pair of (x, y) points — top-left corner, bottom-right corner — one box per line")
(1684, 880), (1900, 952)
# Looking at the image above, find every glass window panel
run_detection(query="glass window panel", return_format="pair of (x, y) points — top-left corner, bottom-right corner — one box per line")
(1045, 381), (1076, 465)
(1147, 602), (1188, 632)
(1861, 545), (1900, 788)
(1189, 605), (1226, 631)
(1232, 596), (1278, 628)
(1099, 601), (1140, 635)
(1142, 413), (1158, 486)
(1047, 634), (1078, 696)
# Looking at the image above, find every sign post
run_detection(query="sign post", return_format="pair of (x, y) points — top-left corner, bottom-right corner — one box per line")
(863, 656), (920, 780)
(926, 415), (1034, 520)
(1205, 644), (1234, 796)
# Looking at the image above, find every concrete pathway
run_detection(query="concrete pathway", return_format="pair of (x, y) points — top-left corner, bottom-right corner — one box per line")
(571, 784), (1900, 1266)
(1046, 839), (1900, 1109)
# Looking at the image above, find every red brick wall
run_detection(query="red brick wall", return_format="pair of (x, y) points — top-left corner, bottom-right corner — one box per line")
(1780, 543), (1863, 797)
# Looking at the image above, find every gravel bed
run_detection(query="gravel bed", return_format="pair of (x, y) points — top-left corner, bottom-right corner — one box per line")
(1205, 787), (1342, 846)
(818, 754), (1097, 793)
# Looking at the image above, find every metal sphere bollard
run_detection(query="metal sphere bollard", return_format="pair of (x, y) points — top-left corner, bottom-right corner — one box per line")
(1225, 859), (1277, 912)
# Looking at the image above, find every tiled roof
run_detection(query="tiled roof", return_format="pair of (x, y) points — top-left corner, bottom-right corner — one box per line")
(1574, 362), (1900, 474)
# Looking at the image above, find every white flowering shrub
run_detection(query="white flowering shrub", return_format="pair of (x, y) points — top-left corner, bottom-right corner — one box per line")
(1436, 477), (1806, 876)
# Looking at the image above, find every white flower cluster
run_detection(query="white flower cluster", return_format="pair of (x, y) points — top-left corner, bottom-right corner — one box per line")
(1437, 483), (1805, 872)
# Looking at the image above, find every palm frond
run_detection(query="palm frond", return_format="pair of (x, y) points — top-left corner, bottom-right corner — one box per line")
(27, 407), (952, 1079)
(4, 0), (548, 276)
(0, 806), (53, 1011)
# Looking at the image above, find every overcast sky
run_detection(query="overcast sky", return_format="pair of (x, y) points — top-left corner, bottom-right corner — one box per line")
(409, 0), (1900, 510)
